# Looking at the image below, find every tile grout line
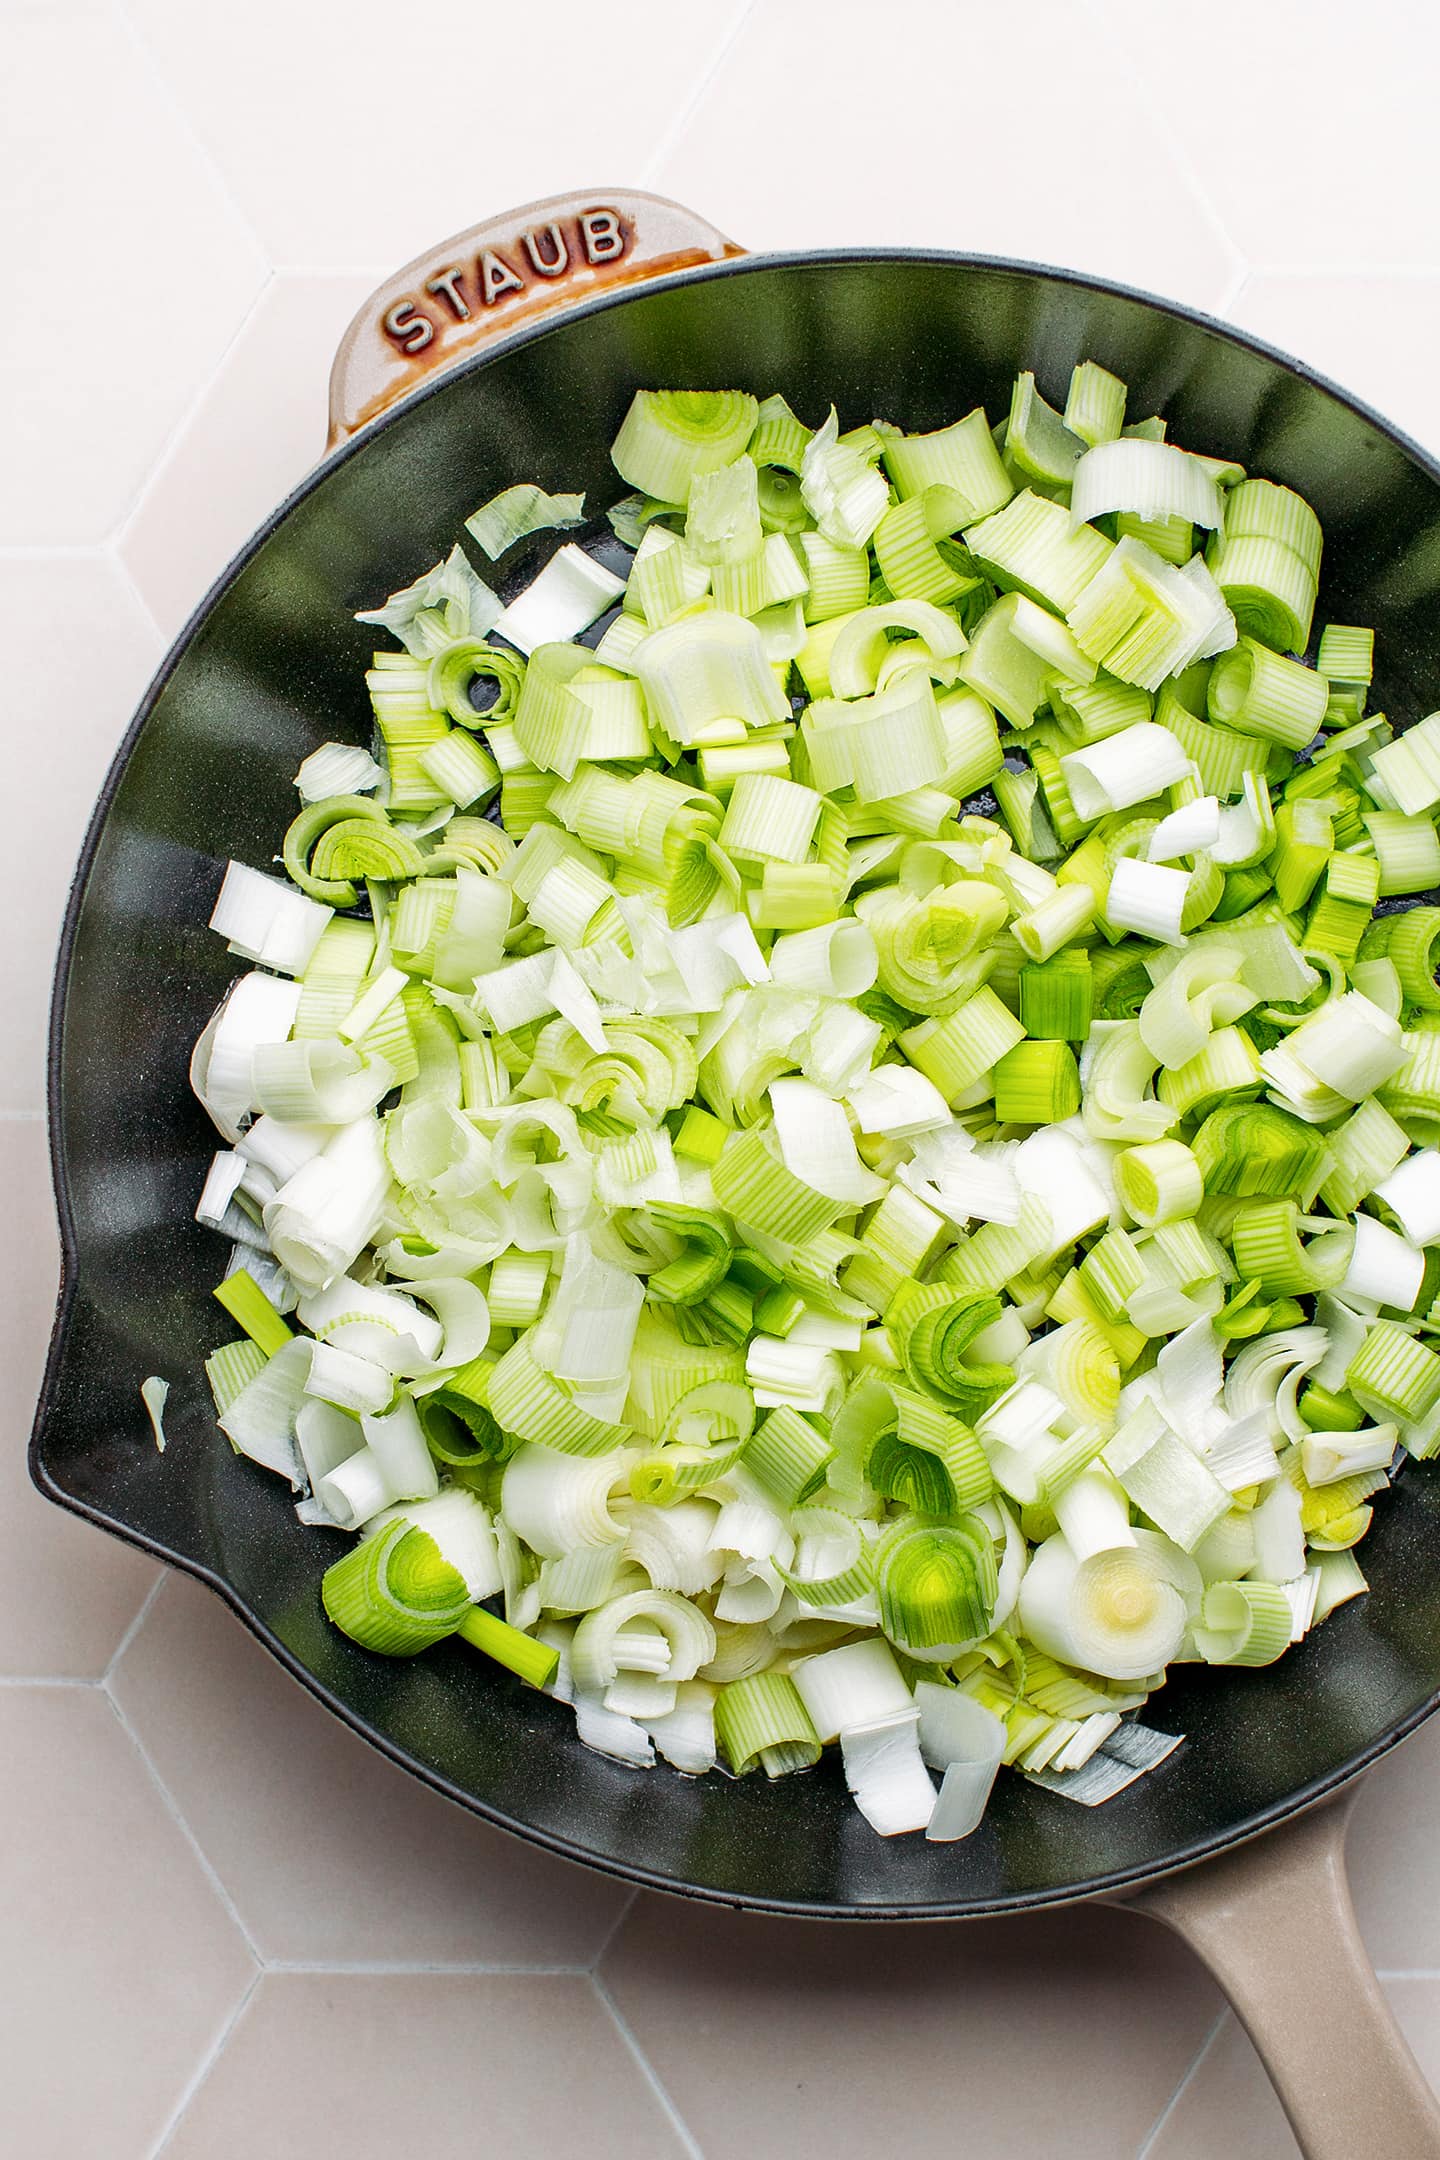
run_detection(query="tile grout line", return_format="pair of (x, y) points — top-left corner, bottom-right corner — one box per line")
(109, 549), (171, 647)
(591, 1971), (706, 2160)
(1132, 2006), (1231, 2160)
(590, 1886), (640, 1971)
(146, 1967), (261, 2160)
(100, 1684), (267, 1967)
(1076, 0), (1246, 301)
(637, 0), (759, 188)
(103, 269), (276, 556)
(1215, 264), (1252, 321)
(266, 1959), (594, 1977)
(101, 1569), (168, 1684)
(0, 1674), (99, 1689)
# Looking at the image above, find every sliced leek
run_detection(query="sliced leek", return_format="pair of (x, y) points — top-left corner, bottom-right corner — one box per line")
(186, 364), (1440, 1844)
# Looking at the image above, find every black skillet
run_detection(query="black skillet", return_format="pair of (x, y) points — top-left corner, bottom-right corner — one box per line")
(30, 190), (1440, 2157)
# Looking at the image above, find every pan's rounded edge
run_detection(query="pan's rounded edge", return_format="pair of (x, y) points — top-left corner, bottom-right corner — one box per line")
(32, 242), (1440, 1918)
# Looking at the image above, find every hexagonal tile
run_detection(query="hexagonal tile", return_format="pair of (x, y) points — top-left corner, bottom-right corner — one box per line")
(1228, 274), (1440, 461)
(1347, 1715), (1440, 1972)
(163, 1972), (688, 2158)
(0, 1685), (254, 2154)
(0, 1119), (159, 1675)
(603, 1897), (1219, 2160)
(1145, 1987), (1440, 2159)
(110, 1570), (633, 1966)
(652, 0), (1240, 310)
(0, 555), (162, 1113)
(120, 272), (383, 641)
(0, 0), (267, 544)
(1094, 0), (1440, 272)
(122, 0), (740, 266)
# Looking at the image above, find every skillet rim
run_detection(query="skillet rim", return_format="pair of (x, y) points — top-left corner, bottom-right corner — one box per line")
(30, 241), (1440, 1918)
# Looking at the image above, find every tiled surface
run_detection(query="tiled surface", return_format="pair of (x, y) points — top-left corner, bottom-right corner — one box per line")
(6, 0), (1440, 2153)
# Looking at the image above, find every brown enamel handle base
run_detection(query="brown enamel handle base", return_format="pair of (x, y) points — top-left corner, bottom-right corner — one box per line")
(1113, 1790), (1440, 2160)
(327, 188), (744, 446)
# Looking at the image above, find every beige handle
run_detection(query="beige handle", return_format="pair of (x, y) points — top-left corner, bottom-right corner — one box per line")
(1115, 1789), (1440, 2159)
(326, 188), (744, 446)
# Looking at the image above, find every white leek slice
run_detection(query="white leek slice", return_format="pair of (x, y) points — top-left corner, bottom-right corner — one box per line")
(1375, 1148), (1440, 1245)
(1105, 859), (1189, 947)
(1059, 724), (1192, 821)
(355, 544), (500, 657)
(500, 1442), (636, 1559)
(1301, 1426), (1399, 1486)
(634, 611), (789, 744)
(464, 483), (585, 558)
(216, 1335), (310, 1488)
(646, 1680), (717, 1774)
(574, 1691), (655, 1767)
(840, 1710), (937, 1836)
(298, 1277), (444, 1375)
(196, 1150), (247, 1232)
(1338, 1215), (1425, 1309)
(369, 1488), (502, 1600)
(194, 971), (304, 1136)
(847, 1065), (950, 1137)
(294, 1396), (363, 1495)
(623, 1501), (724, 1597)
(140, 1376), (169, 1454)
(1070, 439), (1224, 531)
(294, 741), (385, 802)
(1249, 1479), (1306, 1585)
(801, 408), (890, 549)
(491, 545), (626, 655)
(791, 1637), (913, 1743)
(360, 1394), (438, 1504)
(1017, 1529), (1199, 1680)
(769, 1077), (885, 1205)
(210, 861), (333, 977)
(914, 1682), (1006, 1842)
(1147, 797), (1221, 862)
(263, 1118), (393, 1295)
(532, 1235), (643, 1390)
(316, 1445), (396, 1529)
(1013, 1128), (1110, 1253)
(303, 1340), (393, 1416)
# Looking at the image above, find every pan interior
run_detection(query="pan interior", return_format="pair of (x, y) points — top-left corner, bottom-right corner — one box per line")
(35, 253), (1440, 1915)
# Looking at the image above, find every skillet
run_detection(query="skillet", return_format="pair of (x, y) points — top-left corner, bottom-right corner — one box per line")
(31, 189), (1440, 2157)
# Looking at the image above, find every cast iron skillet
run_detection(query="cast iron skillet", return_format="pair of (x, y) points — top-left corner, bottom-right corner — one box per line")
(31, 190), (1440, 2157)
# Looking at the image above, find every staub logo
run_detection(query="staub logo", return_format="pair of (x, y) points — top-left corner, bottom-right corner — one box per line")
(382, 208), (630, 354)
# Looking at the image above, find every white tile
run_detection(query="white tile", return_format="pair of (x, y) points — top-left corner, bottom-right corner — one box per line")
(0, 1687), (254, 2157)
(111, 1572), (634, 1968)
(123, 0), (744, 266)
(121, 273), (382, 638)
(1229, 273), (1440, 461)
(604, 1898), (1220, 2160)
(0, 555), (162, 1111)
(0, 1121), (160, 1675)
(165, 1972), (689, 2159)
(0, 0), (267, 544)
(1347, 1716), (1440, 1971)
(654, 0), (1239, 310)
(1147, 1987), (1440, 2160)
(1096, 0), (1440, 270)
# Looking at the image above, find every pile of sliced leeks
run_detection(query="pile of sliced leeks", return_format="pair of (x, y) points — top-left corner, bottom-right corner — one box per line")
(180, 369), (1440, 1842)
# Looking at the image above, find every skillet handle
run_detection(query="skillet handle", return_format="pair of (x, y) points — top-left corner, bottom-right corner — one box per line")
(1114, 1789), (1440, 2159)
(326, 189), (744, 447)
